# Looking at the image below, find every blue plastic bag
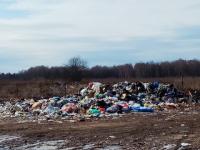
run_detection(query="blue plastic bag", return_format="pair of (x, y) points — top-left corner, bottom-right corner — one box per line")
(131, 106), (154, 112)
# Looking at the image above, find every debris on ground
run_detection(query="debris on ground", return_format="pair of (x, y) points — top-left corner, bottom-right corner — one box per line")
(0, 81), (199, 121)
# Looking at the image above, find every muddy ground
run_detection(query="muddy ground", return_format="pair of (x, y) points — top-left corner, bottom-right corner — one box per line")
(0, 106), (200, 150)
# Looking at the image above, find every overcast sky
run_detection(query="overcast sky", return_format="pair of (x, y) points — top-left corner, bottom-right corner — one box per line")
(0, 0), (200, 73)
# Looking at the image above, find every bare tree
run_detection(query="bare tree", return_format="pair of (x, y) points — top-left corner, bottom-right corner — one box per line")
(67, 57), (87, 81)
(68, 57), (87, 69)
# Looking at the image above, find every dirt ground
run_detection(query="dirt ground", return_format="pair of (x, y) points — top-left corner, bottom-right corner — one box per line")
(0, 105), (200, 150)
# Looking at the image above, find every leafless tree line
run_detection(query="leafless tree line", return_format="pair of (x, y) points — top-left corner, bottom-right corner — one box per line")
(0, 58), (200, 81)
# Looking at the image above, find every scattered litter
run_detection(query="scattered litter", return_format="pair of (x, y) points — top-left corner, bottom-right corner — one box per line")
(109, 136), (116, 139)
(163, 144), (177, 150)
(181, 143), (191, 147)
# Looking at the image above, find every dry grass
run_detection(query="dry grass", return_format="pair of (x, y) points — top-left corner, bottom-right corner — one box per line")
(84, 77), (200, 90)
(0, 77), (199, 99)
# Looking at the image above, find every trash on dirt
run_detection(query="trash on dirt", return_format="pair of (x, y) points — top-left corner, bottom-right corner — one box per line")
(181, 143), (191, 147)
(0, 81), (197, 121)
(163, 144), (177, 150)
(109, 136), (116, 139)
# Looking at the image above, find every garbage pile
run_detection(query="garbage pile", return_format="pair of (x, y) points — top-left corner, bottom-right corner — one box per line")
(0, 81), (195, 120)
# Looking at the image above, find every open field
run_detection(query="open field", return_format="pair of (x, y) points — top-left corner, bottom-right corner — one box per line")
(0, 78), (199, 149)
(0, 77), (200, 99)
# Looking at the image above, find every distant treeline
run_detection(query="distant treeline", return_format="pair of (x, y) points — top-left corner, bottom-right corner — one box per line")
(0, 59), (200, 81)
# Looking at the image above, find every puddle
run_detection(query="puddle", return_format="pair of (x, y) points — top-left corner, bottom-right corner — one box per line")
(97, 145), (122, 150)
(0, 135), (19, 143)
(65, 145), (122, 150)
(15, 140), (65, 150)
(0, 135), (20, 150)
(1, 138), (122, 150)
(83, 144), (95, 149)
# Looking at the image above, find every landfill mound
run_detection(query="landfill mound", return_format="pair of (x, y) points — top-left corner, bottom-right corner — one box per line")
(0, 81), (198, 121)
(0, 81), (200, 149)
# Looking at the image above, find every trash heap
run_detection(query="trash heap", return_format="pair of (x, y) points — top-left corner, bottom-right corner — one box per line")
(0, 81), (192, 120)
